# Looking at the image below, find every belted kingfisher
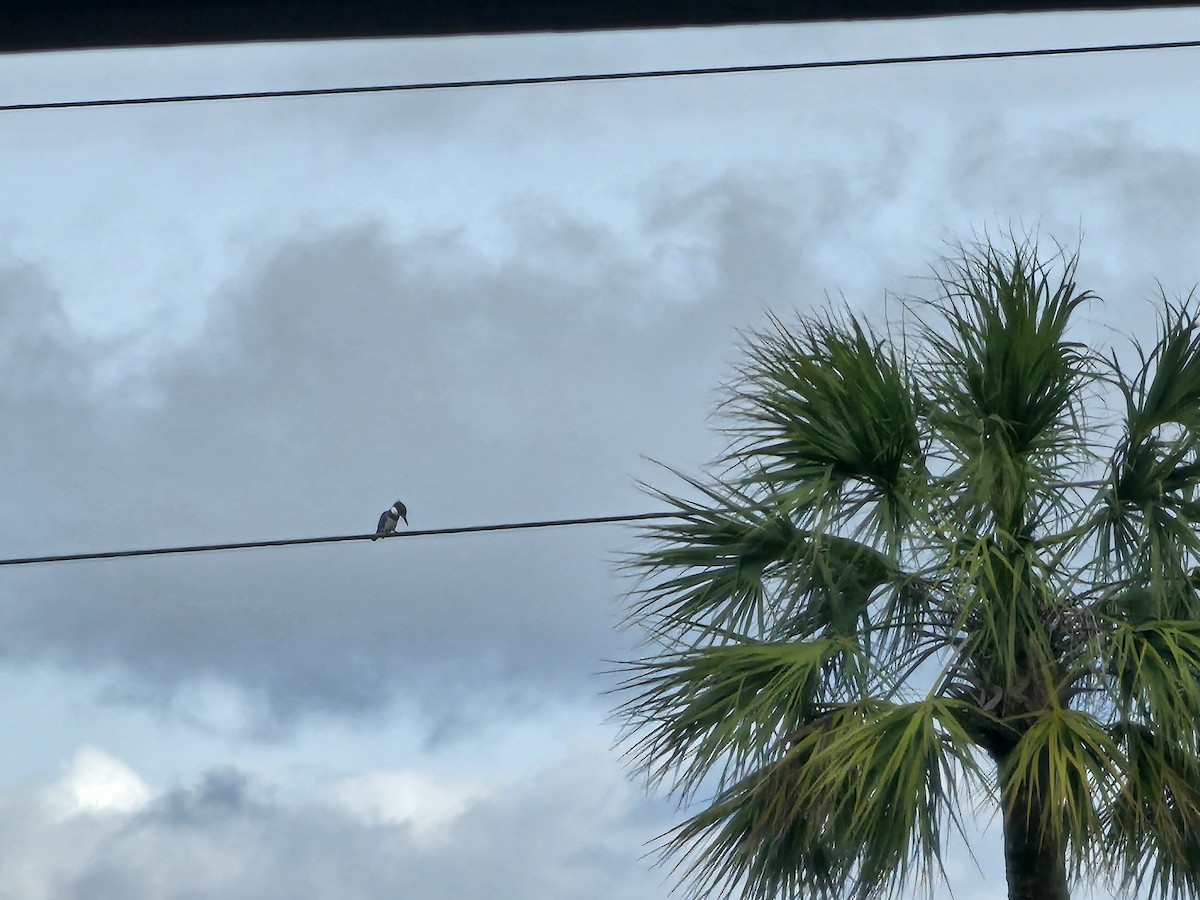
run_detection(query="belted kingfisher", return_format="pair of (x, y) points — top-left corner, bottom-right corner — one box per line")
(373, 500), (408, 540)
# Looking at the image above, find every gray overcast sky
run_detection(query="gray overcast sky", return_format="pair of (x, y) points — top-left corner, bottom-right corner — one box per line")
(1, 6), (1199, 897)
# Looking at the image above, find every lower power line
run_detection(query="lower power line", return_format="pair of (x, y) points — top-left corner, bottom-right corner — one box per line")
(0, 511), (675, 568)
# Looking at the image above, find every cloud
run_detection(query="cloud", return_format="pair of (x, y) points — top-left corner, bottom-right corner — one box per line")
(329, 768), (486, 843)
(5, 116), (1200, 733)
(0, 743), (672, 900)
(43, 747), (153, 820)
(1, 736), (1117, 900)
(0, 739), (1118, 900)
(0, 178), (823, 730)
(946, 120), (1200, 288)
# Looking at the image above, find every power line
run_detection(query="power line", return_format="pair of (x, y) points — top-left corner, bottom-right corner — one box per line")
(3, 37), (1198, 114)
(0, 511), (676, 568)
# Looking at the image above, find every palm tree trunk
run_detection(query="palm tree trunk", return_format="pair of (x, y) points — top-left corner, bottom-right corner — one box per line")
(1000, 778), (1070, 900)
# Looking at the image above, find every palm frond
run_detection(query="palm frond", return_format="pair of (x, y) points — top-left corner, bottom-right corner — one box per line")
(629, 475), (921, 650)
(918, 237), (1093, 534)
(724, 309), (925, 539)
(1100, 292), (1200, 576)
(1100, 619), (1200, 737)
(933, 529), (1061, 706)
(1122, 290), (1200, 441)
(662, 698), (985, 900)
(1105, 721), (1200, 899)
(1001, 706), (1123, 868)
(626, 476), (799, 641)
(616, 638), (858, 799)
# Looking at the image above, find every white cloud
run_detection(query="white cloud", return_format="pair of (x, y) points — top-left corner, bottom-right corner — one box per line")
(329, 768), (486, 843)
(44, 746), (152, 820)
(0, 741), (670, 900)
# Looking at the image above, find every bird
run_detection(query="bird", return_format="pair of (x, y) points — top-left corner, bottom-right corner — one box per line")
(373, 500), (408, 540)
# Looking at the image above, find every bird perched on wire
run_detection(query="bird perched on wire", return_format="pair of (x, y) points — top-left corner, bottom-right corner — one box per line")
(373, 500), (408, 540)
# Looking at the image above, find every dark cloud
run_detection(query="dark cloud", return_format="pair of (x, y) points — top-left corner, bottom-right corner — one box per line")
(0, 176), (842, 731)
(0, 263), (88, 400)
(947, 120), (1200, 290)
(150, 767), (261, 826)
(6, 119), (1199, 733)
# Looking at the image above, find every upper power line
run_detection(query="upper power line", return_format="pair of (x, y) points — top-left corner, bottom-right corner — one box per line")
(0, 512), (676, 568)
(3, 38), (1198, 114)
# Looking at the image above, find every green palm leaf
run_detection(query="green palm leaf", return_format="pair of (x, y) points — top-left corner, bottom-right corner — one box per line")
(617, 638), (858, 798)
(1101, 619), (1200, 739)
(629, 475), (922, 648)
(1105, 721), (1200, 898)
(662, 698), (985, 900)
(725, 309), (925, 541)
(1000, 707), (1123, 860)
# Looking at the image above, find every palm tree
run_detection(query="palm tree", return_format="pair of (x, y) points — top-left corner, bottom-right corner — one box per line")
(616, 237), (1200, 900)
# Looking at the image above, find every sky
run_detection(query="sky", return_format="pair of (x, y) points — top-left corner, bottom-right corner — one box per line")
(0, 5), (1199, 898)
